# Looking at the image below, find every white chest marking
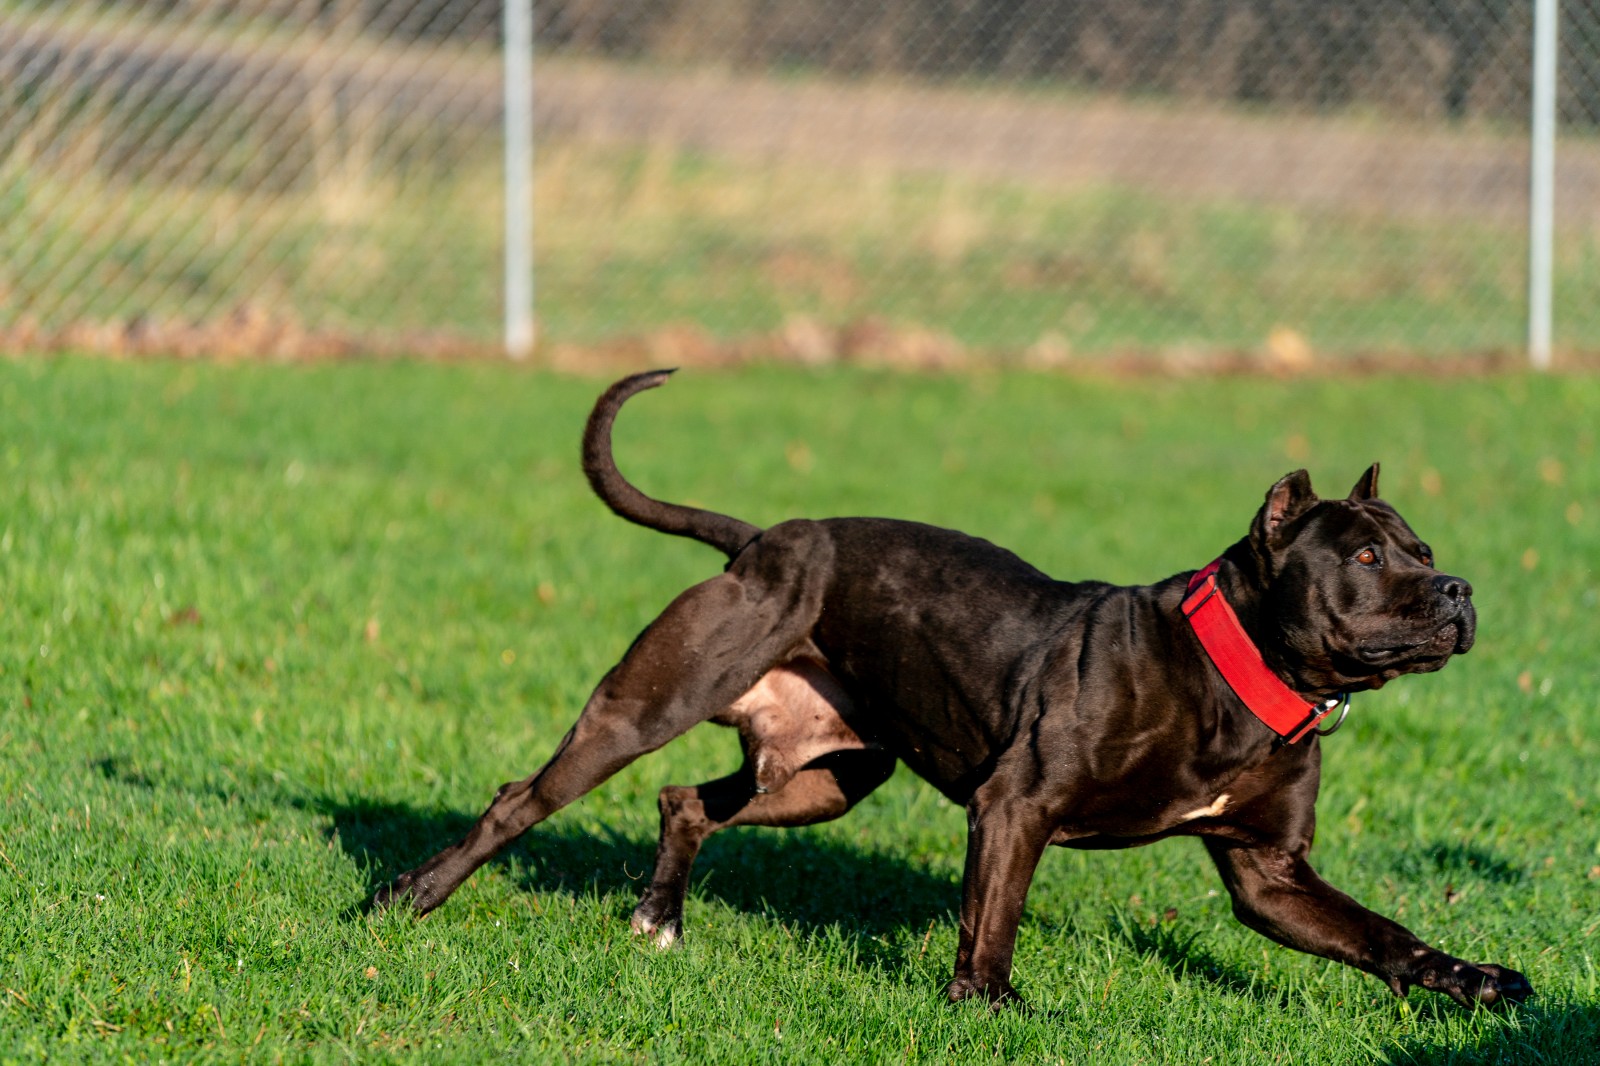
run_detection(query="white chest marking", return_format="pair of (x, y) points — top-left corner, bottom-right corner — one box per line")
(1179, 793), (1230, 821)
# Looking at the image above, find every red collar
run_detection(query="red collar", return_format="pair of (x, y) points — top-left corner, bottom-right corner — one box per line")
(1182, 559), (1342, 744)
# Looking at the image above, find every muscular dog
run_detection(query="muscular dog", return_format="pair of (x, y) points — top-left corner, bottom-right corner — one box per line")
(376, 370), (1532, 1010)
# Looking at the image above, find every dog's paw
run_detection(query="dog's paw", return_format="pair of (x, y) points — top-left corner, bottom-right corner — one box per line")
(1409, 954), (1533, 1009)
(370, 867), (449, 916)
(1468, 963), (1534, 1007)
(630, 894), (684, 950)
(944, 975), (1024, 1011)
(370, 873), (415, 912)
(630, 914), (682, 950)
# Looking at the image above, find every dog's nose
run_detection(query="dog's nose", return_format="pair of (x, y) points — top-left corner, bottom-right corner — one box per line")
(1434, 575), (1472, 601)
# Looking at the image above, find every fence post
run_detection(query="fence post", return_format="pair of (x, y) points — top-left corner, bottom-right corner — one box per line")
(504, 0), (536, 359)
(1529, 0), (1558, 370)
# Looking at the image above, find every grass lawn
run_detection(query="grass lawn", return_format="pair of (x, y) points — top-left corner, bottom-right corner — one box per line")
(0, 358), (1596, 1063)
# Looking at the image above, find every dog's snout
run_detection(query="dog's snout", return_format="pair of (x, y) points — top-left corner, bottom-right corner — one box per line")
(1434, 575), (1472, 601)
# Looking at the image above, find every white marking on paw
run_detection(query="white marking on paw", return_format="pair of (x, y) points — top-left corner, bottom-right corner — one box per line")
(653, 925), (679, 950)
(1180, 793), (1230, 821)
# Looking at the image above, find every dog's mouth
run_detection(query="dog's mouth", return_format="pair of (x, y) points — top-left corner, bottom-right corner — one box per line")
(1356, 621), (1465, 667)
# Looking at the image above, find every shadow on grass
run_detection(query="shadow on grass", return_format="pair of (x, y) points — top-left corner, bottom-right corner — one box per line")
(92, 755), (957, 950)
(1114, 899), (1594, 1058)
(96, 754), (1584, 1049)
(325, 796), (959, 944)
(1390, 840), (1525, 886)
(1112, 910), (1295, 1009)
(1383, 1002), (1600, 1065)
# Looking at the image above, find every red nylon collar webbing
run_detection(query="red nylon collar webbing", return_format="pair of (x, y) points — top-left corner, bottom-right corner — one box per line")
(1182, 559), (1330, 744)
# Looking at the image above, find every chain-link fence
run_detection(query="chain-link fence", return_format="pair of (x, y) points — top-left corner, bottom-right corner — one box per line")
(3, 1), (1598, 365)
(0, 1), (504, 356)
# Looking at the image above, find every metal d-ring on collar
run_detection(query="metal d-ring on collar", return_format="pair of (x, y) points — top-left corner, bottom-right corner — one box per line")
(1314, 692), (1352, 736)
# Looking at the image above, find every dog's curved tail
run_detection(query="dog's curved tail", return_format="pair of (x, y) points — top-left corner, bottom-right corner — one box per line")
(582, 370), (763, 559)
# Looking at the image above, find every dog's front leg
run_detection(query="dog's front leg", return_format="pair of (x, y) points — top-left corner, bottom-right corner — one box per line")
(1203, 838), (1533, 1008)
(945, 786), (1057, 1009)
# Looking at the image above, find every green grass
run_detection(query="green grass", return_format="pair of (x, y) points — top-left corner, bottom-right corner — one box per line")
(1, 359), (1597, 1063)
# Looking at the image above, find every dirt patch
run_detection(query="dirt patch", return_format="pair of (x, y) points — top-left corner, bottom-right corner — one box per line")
(5, 309), (1589, 377)
(0, 307), (488, 363)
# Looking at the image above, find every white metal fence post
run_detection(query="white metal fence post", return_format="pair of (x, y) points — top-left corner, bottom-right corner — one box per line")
(504, 0), (536, 359)
(1529, 0), (1558, 370)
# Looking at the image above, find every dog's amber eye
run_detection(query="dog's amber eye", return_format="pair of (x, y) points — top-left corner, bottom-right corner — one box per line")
(1421, 553), (1433, 567)
(1354, 548), (1378, 565)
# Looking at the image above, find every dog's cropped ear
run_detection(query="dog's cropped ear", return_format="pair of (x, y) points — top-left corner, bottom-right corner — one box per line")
(1348, 462), (1380, 501)
(1252, 470), (1318, 547)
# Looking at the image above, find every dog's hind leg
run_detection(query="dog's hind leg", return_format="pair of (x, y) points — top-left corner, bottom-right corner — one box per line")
(631, 749), (897, 947)
(373, 532), (830, 915)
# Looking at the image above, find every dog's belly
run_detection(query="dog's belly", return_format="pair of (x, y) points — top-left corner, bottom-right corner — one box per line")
(715, 652), (877, 794)
(716, 649), (1261, 841)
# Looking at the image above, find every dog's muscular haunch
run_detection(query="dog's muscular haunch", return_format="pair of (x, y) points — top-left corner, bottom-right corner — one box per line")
(375, 371), (1531, 1011)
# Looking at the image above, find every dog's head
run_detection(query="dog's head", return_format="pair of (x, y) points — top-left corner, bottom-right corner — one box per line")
(1247, 463), (1474, 693)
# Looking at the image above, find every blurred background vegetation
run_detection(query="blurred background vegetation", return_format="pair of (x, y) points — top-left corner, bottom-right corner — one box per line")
(2, 0), (1596, 361)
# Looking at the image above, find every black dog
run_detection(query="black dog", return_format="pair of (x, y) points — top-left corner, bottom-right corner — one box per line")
(376, 370), (1531, 1010)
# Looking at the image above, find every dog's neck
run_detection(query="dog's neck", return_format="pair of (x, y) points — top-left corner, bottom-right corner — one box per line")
(1209, 539), (1323, 700)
